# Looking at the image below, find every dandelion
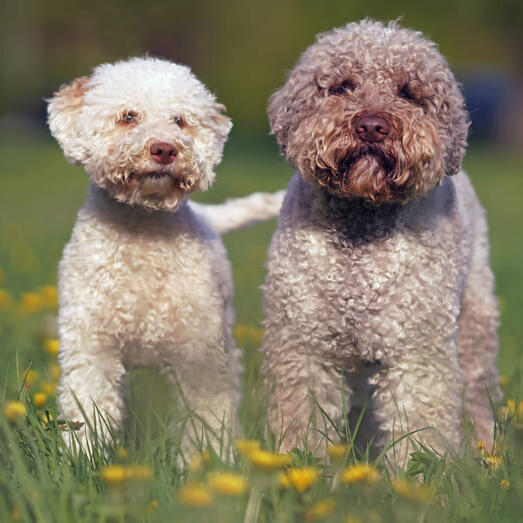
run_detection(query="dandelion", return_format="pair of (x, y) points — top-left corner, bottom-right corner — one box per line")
(327, 443), (349, 460)
(247, 449), (291, 470)
(341, 463), (380, 484)
(33, 393), (47, 408)
(101, 465), (127, 484)
(100, 464), (152, 484)
(189, 450), (210, 471)
(21, 369), (38, 385)
(39, 285), (58, 308)
(305, 498), (335, 521)
(392, 478), (435, 503)
(476, 440), (486, 453)
(148, 499), (159, 513)
(3, 401), (26, 424)
(500, 479), (510, 489)
(207, 471), (248, 496)
(19, 292), (43, 314)
(44, 339), (60, 356)
(484, 454), (503, 470)
(280, 467), (318, 493)
(49, 364), (61, 380)
(506, 399), (523, 423)
(0, 289), (13, 310)
(40, 382), (57, 396)
(126, 464), (152, 480)
(179, 482), (214, 507)
(235, 439), (261, 457)
(234, 324), (264, 345)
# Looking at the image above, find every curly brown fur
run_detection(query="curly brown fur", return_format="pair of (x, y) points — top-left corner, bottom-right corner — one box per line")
(261, 20), (499, 464)
(268, 19), (469, 204)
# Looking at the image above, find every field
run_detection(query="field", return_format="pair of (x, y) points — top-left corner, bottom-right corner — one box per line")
(0, 134), (522, 521)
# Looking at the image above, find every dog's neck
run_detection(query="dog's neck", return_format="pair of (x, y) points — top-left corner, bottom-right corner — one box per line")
(84, 183), (188, 228)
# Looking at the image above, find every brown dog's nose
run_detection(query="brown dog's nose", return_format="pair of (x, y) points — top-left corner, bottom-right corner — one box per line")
(150, 142), (177, 164)
(353, 115), (390, 142)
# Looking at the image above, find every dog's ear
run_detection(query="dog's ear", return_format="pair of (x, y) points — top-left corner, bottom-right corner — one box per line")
(440, 83), (470, 176)
(267, 86), (290, 153)
(47, 76), (91, 164)
(209, 102), (232, 144)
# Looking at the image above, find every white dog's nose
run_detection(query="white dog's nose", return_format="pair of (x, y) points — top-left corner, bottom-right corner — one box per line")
(150, 141), (177, 164)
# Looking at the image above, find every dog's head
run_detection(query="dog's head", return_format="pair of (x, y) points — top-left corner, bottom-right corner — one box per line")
(268, 20), (469, 204)
(48, 57), (231, 211)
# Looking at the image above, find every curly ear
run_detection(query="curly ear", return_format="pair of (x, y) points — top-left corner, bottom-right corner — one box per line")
(267, 86), (291, 153)
(209, 102), (232, 148)
(441, 84), (470, 176)
(47, 76), (90, 164)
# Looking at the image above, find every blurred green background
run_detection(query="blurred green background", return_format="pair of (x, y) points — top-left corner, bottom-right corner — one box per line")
(1, 0), (522, 378)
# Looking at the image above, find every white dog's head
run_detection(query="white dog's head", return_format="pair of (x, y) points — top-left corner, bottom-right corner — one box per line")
(48, 57), (232, 211)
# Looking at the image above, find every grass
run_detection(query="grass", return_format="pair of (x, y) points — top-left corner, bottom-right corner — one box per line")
(0, 133), (522, 521)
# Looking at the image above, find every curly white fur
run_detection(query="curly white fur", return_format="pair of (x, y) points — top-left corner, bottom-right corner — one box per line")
(261, 20), (500, 465)
(47, 57), (281, 454)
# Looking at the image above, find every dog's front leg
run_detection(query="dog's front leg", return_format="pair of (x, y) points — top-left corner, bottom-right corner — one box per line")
(369, 347), (464, 468)
(261, 325), (348, 456)
(57, 328), (126, 452)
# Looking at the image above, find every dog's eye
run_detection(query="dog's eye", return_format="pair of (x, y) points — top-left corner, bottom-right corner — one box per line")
(398, 83), (425, 105)
(118, 111), (138, 125)
(173, 116), (187, 128)
(328, 80), (355, 96)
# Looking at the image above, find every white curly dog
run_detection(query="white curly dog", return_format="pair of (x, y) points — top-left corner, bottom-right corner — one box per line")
(48, 57), (283, 454)
(261, 20), (501, 464)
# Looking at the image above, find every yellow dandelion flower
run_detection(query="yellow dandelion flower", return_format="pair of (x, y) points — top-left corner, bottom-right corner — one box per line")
(305, 498), (335, 521)
(148, 499), (158, 513)
(247, 449), (291, 470)
(327, 443), (349, 460)
(21, 369), (38, 385)
(3, 400), (26, 424)
(485, 454), (503, 470)
(392, 478), (435, 503)
(44, 339), (60, 356)
(33, 393), (47, 408)
(189, 450), (210, 471)
(499, 375), (508, 391)
(49, 364), (61, 380)
(179, 482), (214, 507)
(500, 479), (510, 489)
(281, 467), (318, 493)
(19, 292), (43, 314)
(126, 464), (152, 480)
(235, 439), (261, 457)
(40, 382), (57, 396)
(41, 412), (53, 426)
(0, 289), (13, 311)
(233, 324), (264, 345)
(476, 440), (486, 453)
(39, 285), (58, 308)
(341, 463), (380, 484)
(506, 399), (523, 423)
(207, 471), (248, 496)
(101, 465), (127, 484)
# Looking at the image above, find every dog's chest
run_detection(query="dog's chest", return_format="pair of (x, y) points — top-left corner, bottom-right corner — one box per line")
(63, 204), (228, 365)
(283, 183), (469, 361)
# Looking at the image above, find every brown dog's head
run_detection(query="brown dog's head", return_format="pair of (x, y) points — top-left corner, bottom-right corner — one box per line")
(268, 20), (469, 204)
